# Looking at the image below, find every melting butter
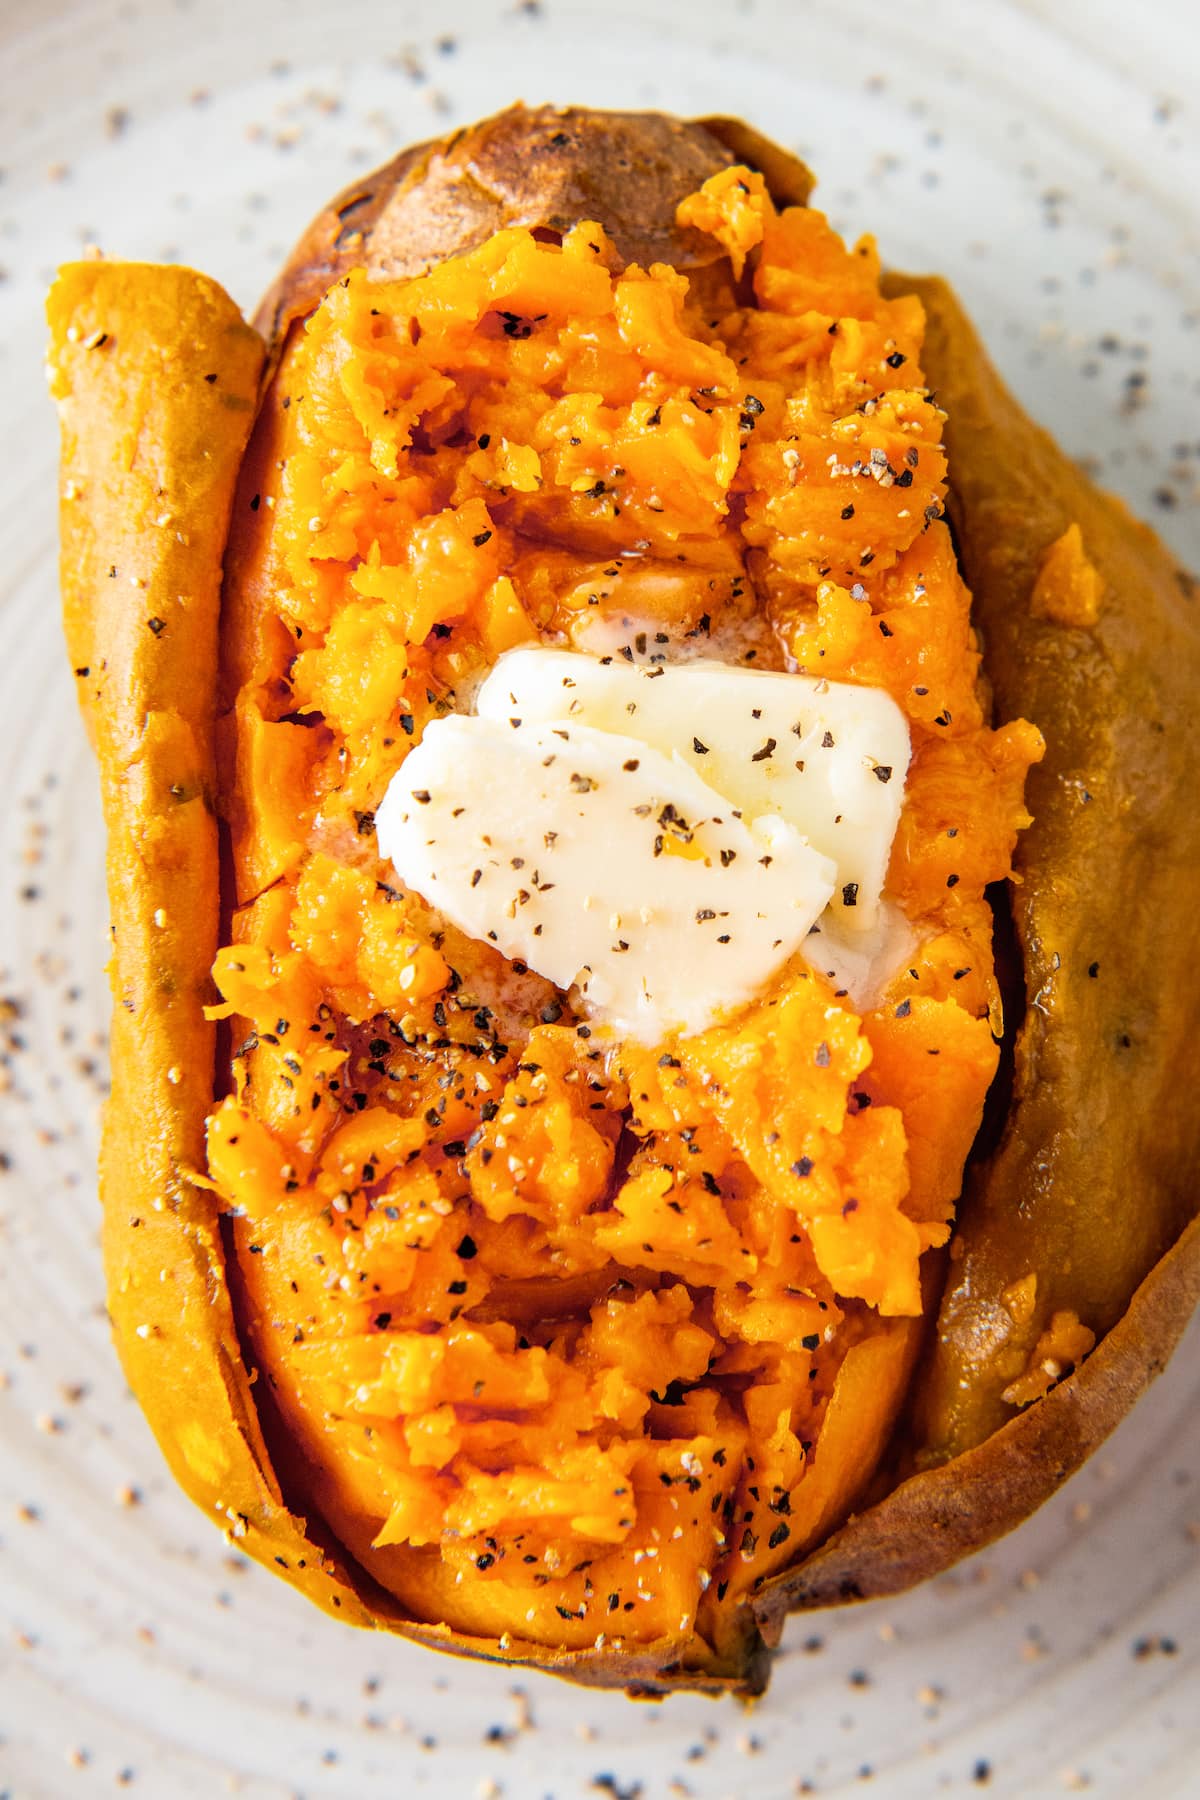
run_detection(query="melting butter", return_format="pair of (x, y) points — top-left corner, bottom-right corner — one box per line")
(375, 715), (835, 1043)
(377, 650), (913, 1040)
(476, 649), (909, 930)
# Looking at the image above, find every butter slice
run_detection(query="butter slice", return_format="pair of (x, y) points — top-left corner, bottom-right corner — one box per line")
(375, 714), (836, 1042)
(476, 649), (909, 929)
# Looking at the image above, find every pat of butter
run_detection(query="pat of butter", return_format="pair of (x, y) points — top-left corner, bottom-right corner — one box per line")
(375, 715), (837, 1042)
(476, 649), (909, 930)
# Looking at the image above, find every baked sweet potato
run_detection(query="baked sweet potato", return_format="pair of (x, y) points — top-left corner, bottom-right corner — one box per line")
(46, 104), (1200, 1697)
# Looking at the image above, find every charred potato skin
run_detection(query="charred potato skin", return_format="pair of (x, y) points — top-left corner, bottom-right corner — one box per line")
(47, 105), (1200, 1698)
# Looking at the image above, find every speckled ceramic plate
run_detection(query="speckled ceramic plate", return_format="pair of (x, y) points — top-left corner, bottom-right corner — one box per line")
(2, 1), (1199, 1794)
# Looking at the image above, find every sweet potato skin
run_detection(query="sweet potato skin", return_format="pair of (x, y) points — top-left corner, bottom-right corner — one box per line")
(894, 275), (1200, 1464)
(256, 104), (812, 348)
(49, 108), (1200, 1698)
(757, 1211), (1200, 1628)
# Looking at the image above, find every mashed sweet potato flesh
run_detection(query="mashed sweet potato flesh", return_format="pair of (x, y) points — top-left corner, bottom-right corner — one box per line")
(205, 167), (1041, 1665)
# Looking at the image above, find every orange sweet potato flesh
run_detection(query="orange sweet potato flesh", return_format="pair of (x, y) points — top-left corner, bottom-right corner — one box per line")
(47, 107), (1200, 1698)
(208, 101), (1037, 1684)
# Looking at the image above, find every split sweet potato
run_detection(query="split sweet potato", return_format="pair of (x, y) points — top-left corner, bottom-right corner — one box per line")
(47, 105), (1200, 1697)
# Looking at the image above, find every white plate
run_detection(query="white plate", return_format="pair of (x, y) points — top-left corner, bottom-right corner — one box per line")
(1, 2), (1198, 1794)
